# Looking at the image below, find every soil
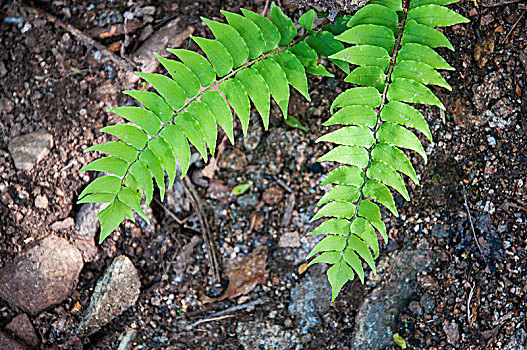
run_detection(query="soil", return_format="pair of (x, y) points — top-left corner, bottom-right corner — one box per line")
(0, 0), (526, 349)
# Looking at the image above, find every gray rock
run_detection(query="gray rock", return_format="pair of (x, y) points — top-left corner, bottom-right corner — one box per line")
(430, 224), (451, 239)
(8, 130), (53, 171)
(443, 320), (460, 345)
(79, 255), (141, 335)
(75, 203), (104, 240)
(420, 293), (436, 314)
(236, 321), (300, 350)
(236, 193), (260, 209)
(408, 301), (423, 316)
(0, 236), (83, 315)
(288, 265), (332, 334)
(352, 244), (435, 349)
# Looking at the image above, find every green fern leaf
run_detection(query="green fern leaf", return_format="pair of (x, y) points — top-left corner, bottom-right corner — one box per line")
(351, 217), (379, 257)
(298, 9), (316, 32)
(148, 137), (176, 188)
(367, 160), (410, 201)
(393, 60), (451, 90)
(174, 112), (208, 161)
(323, 105), (377, 128)
(118, 187), (150, 223)
(270, 3), (297, 46)
(186, 102), (218, 155)
(308, 251), (341, 266)
(78, 175), (122, 199)
(160, 125), (191, 177)
(321, 166), (364, 187)
(272, 50), (310, 101)
(316, 126), (374, 148)
(409, 0), (460, 10)
(240, 8), (281, 52)
(358, 199), (387, 243)
(123, 90), (173, 123)
(402, 20), (454, 50)
(371, 143), (419, 184)
(336, 24), (395, 52)
(331, 87), (381, 113)
(330, 45), (390, 72)
(407, 4), (469, 27)
(317, 185), (361, 205)
(343, 248), (365, 283)
(311, 202), (356, 221)
(327, 261), (354, 301)
(136, 72), (186, 110)
(221, 10), (266, 59)
(100, 124), (147, 149)
(236, 68), (271, 129)
(309, 218), (351, 236)
(345, 66), (386, 91)
(307, 235), (347, 258)
(305, 31), (350, 73)
(154, 53), (200, 98)
(369, 0), (403, 11)
(80, 157), (128, 177)
(387, 78), (446, 109)
(381, 101), (433, 141)
(219, 79), (251, 136)
(254, 59), (290, 118)
(347, 235), (376, 274)
(129, 161), (154, 205)
(191, 36), (234, 77)
(98, 200), (134, 243)
(377, 122), (427, 163)
(77, 193), (116, 204)
(347, 4), (399, 33)
(201, 17), (248, 67)
(166, 49), (216, 86)
(317, 145), (370, 168)
(201, 90), (235, 144)
(108, 107), (161, 136)
(85, 141), (138, 163)
(397, 43), (454, 70)
(140, 149), (166, 200)
(363, 179), (398, 216)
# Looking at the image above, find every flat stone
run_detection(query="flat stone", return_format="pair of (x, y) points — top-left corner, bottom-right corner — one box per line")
(50, 217), (74, 231)
(0, 236), (83, 315)
(236, 321), (300, 350)
(288, 265), (331, 334)
(8, 130), (53, 171)
(443, 320), (460, 345)
(73, 203), (103, 261)
(5, 314), (39, 348)
(279, 231), (301, 248)
(352, 244), (435, 349)
(0, 331), (27, 350)
(79, 255), (141, 335)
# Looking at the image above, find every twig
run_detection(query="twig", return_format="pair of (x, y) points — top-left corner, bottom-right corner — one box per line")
(20, 3), (137, 71)
(501, 9), (526, 45)
(466, 282), (475, 325)
(154, 197), (185, 224)
(189, 298), (267, 328)
(261, 0), (271, 16)
(461, 183), (486, 260)
(182, 176), (221, 282)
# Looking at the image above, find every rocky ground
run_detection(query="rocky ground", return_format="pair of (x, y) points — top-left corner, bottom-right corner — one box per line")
(0, 0), (526, 349)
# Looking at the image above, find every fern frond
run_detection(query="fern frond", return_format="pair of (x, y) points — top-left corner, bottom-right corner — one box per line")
(310, 0), (468, 300)
(79, 5), (338, 242)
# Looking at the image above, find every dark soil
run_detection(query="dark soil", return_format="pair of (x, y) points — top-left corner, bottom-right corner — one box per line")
(0, 0), (526, 349)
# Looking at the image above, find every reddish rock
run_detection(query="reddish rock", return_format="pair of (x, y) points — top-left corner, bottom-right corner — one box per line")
(0, 236), (83, 315)
(5, 314), (39, 348)
(0, 331), (27, 350)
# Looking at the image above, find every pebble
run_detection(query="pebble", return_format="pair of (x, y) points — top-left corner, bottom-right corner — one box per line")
(0, 236), (83, 315)
(34, 194), (48, 209)
(408, 301), (423, 316)
(7, 130), (53, 171)
(278, 231), (301, 248)
(443, 321), (460, 345)
(487, 135), (496, 146)
(50, 217), (75, 231)
(5, 313), (39, 348)
(420, 293), (436, 314)
(79, 255), (141, 335)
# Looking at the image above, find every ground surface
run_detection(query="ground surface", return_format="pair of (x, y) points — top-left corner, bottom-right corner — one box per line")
(0, 0), (526, 349)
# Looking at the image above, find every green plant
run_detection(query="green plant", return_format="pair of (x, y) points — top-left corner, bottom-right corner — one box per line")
(79, 0), (468, 300)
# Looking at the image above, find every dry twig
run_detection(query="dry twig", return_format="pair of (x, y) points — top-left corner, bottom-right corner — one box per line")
(20, 3), (137, 71)
(182, 177), (221, 282)
(461, 183), (486, 260)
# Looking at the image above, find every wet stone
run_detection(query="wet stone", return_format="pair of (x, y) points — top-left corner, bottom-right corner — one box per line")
(79, 255), (141, 335)
(0, 236), (83, 315)
(352, 245), (435, 349)
(8, 130), (53, 171)
(288, 265), (331, 334)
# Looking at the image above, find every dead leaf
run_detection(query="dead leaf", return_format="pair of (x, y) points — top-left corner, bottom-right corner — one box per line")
(206, 180), (235, 204)
(86, 20), (145, 39)
(202, 157), (219, 179)
(209, 245), (268, 302)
